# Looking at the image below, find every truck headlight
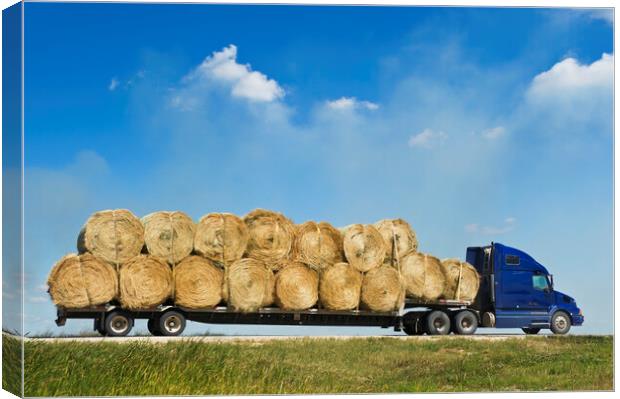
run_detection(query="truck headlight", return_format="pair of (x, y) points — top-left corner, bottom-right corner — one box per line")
(578, 309), (583, 316)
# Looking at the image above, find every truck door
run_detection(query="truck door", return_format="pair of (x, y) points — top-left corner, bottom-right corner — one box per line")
(495, 256), (553, 328)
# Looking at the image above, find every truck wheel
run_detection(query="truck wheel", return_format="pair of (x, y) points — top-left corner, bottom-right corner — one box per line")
(94, 318), (106, 336)
(425, 310), (451, 335)
(403, 318), (424, 335)
(522, 327), (540, 335)
(104, 311), (133, 337)
(147, 318), (162, 336)
(158, 311), (186, 336)
(550, 311), (571, 335)
(453, 311), (478, 335)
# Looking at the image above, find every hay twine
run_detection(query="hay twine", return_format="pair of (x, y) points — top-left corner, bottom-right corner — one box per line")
(319, 262), (363, 310)
(374, 219), (418, 264)
(142, 211), (195, 265)
(173, 255), (224, 309)
(243, 209), (295, 269)
(400, 252), (445, 301)
(225, 258), (275, 312)
(293, 221), (344, 271)
(341, 224), (386, 273)
(47, 253), (118, 308)
(119, 255), (173, 309)
(194, 213), (249, 265)
(360, 264), (405, 312)
(77, 209), (144, 265)
(440, 258), (480, 301)
(274, 262), (319, 310)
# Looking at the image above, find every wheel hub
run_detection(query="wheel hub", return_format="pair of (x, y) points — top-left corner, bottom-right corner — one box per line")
(164, 316), (182, 333)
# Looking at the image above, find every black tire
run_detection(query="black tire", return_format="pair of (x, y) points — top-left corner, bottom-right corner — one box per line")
(158, 311), (186, 336)
(94, 318), (106, 336)
(147, 318), (162, 336)
(550, 311), (571, 335)
(104, 311), (133, 337)
(425, 310), (451, 335)
(522, 327), (541, 335)
(403, 318), (424, 335)
(452, 311), (478, 335)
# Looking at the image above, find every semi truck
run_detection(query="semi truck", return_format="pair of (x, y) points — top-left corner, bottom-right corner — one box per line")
(55, 242), (584, 336)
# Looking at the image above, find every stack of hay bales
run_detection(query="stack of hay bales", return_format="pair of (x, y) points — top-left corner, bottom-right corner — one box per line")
(48, 207), (481, 313)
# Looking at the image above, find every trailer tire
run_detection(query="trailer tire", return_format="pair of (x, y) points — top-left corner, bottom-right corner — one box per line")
(452, 311), (478, 335)
(158, 311), (186, 336)
(550, 311), (571, 335)
(425, 310), (451, 335)
(403, 318), (424, 335)
(94, 318), (106, 336)
(104, 311), (133, 337)
(522, 327), (540, 335)
(147, 318), (162, 336)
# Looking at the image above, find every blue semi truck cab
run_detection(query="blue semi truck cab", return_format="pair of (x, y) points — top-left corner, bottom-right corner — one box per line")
(467, 242), (584, 334)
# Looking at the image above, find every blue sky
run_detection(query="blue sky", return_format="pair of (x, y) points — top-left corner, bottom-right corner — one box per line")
(11, 3), (613, 335)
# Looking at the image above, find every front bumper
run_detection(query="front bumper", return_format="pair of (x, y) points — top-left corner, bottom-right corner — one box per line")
(571, 313), (584, 326)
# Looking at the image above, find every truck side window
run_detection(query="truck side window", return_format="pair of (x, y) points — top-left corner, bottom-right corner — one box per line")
(532, 275), (549, 291)
(505, 255), (520, 265)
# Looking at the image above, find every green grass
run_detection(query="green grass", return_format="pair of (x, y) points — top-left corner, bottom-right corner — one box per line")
(7, 335), (614, 396)
(2, 333), (22, 396)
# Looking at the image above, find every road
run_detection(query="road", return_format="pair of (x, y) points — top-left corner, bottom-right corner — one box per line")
(25, 334), (531, 344)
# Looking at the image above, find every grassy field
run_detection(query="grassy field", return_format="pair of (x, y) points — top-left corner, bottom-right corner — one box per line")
(3, 334), (613, 396)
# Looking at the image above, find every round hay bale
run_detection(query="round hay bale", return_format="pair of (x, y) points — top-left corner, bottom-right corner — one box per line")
(119, 255), (172, 309)
(77, 209), (144, 265)
(173, 256), (224, 309)
(142, 211), (195, 265)
(319, 262), (362, 310)
(441, 259), (480, 301)
(360, 265), (405, 312)
(194, 213), (249, 266)
(243, 209), (295, 268)
(47, 253), (118, 308)
(342, 224), (386, 272)
(374, 219), (418, 264)
(293, 221), (344, 270)
(274, 262), (319, 310)
(400, 252), (445, 301)
(226, 258), (275, 312)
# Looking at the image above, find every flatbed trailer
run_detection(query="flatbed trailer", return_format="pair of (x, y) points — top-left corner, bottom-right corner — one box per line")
(55, 298), (476, 336)
(54, 242), (584, 336)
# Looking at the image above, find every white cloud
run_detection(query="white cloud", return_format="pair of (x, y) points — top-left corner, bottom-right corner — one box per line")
(522, 53), (613, 136)
(481, 126), (506, 140)
(408, 128), (447, 148)
(326, 97), (379, 111)
(187, 44), (284, 103)
(527, 53), (613, 101)
(583, 9), (613, 25)
(108, 78), (119, 91)
(465, 217), (516, 235)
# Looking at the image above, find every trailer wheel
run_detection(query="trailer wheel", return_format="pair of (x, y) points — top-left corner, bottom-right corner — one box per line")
(403, 318), (424, 335)
(104, 311), (133, 337)
(522, 327), (540, 335)
(147, 318), (162, 336)
(453, 311), (478, 335)
(158, 311), (186, 336)
(550, 311), (571, 335)
(94, 318), (106, 336)
(425, 310), (451, 335)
